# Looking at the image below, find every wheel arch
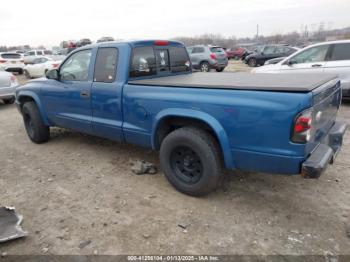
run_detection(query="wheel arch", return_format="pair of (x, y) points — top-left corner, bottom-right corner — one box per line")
(152, 109), (234, 169)
(17, 91), (51, 126)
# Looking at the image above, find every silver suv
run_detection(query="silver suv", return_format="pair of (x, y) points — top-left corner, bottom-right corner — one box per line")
(187, 45), (228, 72)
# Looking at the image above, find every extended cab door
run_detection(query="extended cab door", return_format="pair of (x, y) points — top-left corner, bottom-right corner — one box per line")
(278, 44), (330, 73)
(42, 49), (94, 133)
(91, 47), (123, 141)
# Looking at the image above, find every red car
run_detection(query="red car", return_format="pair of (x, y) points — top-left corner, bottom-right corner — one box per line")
(229, 47), (247, 60)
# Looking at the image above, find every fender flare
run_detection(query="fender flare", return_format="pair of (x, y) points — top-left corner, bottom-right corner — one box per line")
(17, 91), (51, 126)
(152, 108), (234, 169)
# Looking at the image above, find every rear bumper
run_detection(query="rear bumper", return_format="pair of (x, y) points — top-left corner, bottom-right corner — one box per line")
(210, 62), (228, 69)
(301, 121), (347, 178)
(0, 87), (16, 99)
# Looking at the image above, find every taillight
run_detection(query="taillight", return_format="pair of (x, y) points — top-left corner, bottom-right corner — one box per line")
(210, 53), (217, 60)
(52, 63), (60, 68)
(10, 75), (16, 82)
(291, 109), (313, 143)
(10, 74), (18, 87)
(154, 40), (169, 46)
(0, 60), (6, 63)
(20, 60), (24, 63)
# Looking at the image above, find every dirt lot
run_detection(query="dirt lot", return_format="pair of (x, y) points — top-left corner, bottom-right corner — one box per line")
(0, 60), (350, 255)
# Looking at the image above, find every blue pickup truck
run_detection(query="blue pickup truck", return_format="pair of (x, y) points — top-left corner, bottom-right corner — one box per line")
(15, 40), (347, 196)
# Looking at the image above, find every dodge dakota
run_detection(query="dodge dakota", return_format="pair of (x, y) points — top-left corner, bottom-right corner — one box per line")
(15, 40), (347, 196)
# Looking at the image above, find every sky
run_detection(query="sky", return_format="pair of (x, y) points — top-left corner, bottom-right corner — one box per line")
(0, 0), (350, 47)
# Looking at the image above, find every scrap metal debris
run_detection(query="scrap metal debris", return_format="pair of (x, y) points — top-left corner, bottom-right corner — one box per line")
(0, 207), (28, 243)
(131, 160), (157, 175)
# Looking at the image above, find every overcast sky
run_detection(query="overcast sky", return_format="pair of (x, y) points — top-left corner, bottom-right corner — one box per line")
(0, 0), (349, 47)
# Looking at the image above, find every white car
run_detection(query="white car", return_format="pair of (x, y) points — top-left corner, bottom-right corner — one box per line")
(24, 50), (53, 64)
(252, 40), (350, 98)
(0, 52), (25, 74)
(0, 70), (19, 104)
(24, 57), (61, 78)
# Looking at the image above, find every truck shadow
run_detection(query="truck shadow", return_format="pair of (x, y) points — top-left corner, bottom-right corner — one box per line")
(48, 126), (341, 211)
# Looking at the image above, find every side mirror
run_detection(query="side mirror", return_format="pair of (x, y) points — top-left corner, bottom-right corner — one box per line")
(46, 69), (59, 80)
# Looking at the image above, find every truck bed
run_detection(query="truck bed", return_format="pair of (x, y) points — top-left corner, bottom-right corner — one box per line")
(128, 72), (337, 92)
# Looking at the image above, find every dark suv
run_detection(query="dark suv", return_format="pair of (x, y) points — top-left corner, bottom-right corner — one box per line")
(245, 45), (298, 67)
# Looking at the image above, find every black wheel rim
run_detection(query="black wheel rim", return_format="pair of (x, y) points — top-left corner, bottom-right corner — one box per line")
(170, 146), (203, 184)
(24, 113), (35, 138)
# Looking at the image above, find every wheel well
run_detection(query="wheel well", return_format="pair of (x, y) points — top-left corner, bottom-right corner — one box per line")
(18, 96), (35, 111)
(155, 116), (221, 151)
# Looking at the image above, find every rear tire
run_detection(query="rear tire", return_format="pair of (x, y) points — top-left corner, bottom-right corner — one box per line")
(160, 127), (223, 196)
(216, 68), (224, 72)
(18, 69), (23, 75)
(24, 70), (31, 79)
(248, 58), (257, 67)
(3, 97), (15, 104)
(200, 62), (210, 72)
(22, 102), (50, 144)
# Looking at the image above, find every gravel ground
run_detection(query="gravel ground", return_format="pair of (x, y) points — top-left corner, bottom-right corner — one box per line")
(0, 60), (350, 255)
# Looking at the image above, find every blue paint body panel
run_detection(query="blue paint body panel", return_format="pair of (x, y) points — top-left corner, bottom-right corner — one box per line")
(15, 40), (341, 175)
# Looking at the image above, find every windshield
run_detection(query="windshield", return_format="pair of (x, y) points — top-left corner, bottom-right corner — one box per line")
(210, 47), (225, 53)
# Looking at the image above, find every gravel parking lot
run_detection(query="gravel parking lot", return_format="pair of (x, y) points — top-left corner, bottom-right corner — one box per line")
(1, 60), (350, 255)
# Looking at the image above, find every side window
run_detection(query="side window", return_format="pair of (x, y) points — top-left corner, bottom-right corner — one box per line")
(275, 46), (288, 54)
(130, 47), (156, 78)
(290, 45), (329, 64)
(192, 47), (205, 54)
(169, 47), (190, 73)
(94, 48), (118, 83)
(155, 49), (170, 72)
(33, 58), (41, 64)
(60, 49), (92, 81)
(36, 51), (43, 55)
(186, 47), (193, 54)
(28, 51), (35, 56)
(329, 43), (350, 61)
(263, 46), (276, 55)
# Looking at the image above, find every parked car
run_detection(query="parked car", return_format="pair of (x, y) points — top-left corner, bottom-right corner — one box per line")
(245, 45), (298, 67)
(230, 47), (248, 60)
(97, 37), (114, 43)
(24, 57), (61, 78)
(252, 40), (350, 98)
(222, 48), (235, 59)
(0, 52), (25, 74)
(24, 50), (53, 64)
(187, 45), (228, 72)
(264, 57), (286, 65)
(77, 38), (92, 47)
(15, 40), (346, 196)
(0, 70), (18, 104)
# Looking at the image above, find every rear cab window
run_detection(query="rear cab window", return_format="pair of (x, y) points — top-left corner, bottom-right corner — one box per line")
(1, 53), (21, 59)
(129, 42), (191, 78)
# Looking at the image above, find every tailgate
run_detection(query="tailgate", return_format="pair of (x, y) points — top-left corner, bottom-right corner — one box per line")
(309, 79), (342, 146)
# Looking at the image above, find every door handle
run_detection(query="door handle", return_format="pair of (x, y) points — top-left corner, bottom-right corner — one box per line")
(80, 90), (90, 97)
(311, 64), (322, 67)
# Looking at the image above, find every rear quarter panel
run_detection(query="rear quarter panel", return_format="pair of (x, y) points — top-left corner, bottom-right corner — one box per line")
(122, 84), (312, 171)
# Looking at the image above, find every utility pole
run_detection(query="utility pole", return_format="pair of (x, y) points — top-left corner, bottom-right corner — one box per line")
(256, 24), (259, 42)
